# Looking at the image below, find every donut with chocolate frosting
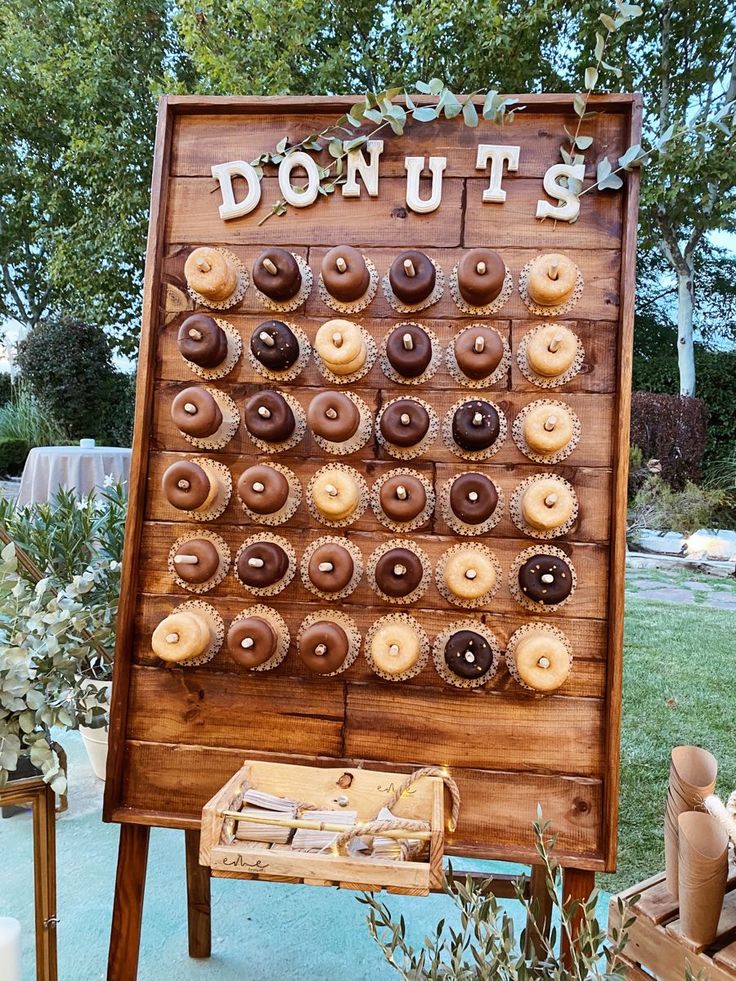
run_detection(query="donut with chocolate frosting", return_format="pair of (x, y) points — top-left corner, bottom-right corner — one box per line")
(227, 616), (278, 669)
(449, 473), (498, 525)
(321, 245), (370, 302)
(171, 387), (223, 438)
(244, 390), (295, 443)
(252, 248), (302, 301)
(307, 392), (360, 443)
(237, 464), (290, 515)
(379, 474), (427, 522)
(388, 250), (436, 305)
(454, 327), (505, 381)
(236, 541), (290, 588)
(518, 553), (573, 605)
(250, 320), (300, 371)
(457, 249), (505, 306)
(298, 620), (350, 673)
(162, 461), (211, 511)
(172, 539), (221, 585)
(452, 400), (500, 452)
(444, 629), (494, 680)
(307, 542), (355, 593)
(374, 547), (424, 598)
(385, 324), (432, 378)
(380, 399), (430, 448)
(177, 314), (228, 368)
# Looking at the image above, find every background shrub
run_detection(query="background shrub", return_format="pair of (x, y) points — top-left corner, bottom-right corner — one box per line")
(0, 386), (69, 474)
(0, 438), (29, 476)
(630, 392), (709, 489)
(0, 373), (12, 406)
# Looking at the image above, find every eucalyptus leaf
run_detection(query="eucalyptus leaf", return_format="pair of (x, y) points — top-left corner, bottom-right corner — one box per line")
(462, 101), (479, 127)
(412, 106), (438, 122)
(275, 136), (288, 153)
(597, 157), (612, 181)
(573, 93), (587, 118)
(584, 66), (598, 90)
(427, 77), (445, 95)
(575, 135), (594, 150)
(599, 12), (616, 30)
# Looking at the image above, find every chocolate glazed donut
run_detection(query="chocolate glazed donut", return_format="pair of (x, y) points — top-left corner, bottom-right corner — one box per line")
(307, 542), (354, 592)
(374, 547), (423, 598)
(250, 320), (300, 371)
(457, 249), (505, 306)
(237, 464), (290, 515)
(321, 245), (370, 302)
(388, 250), (436, 304)
(244, 390), (295, 443)
(177, 314), (228, 368)
(444, 629), (494, 679)
(162, 461), (210, 511)
(454, 327), (505, 380)
(380, 399), (430, 448)
(450, 473), (498, 524)
(379, 474), (427, 522)
(237, 542), (289, 588)
(386, 324), (432, 378)
(299, 621), (350, 673)
(307, 392), (360, 442)
(518, 553), (573, 605)
(172, 539), (221, 585)
(227, 616), (278, 669)
(253, 248), (302, 301)
(452, 400), (500, 452)
(171, 387), (223, 438)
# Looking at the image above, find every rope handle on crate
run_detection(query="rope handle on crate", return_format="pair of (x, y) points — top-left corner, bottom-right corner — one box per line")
(334, 766), (461, 857)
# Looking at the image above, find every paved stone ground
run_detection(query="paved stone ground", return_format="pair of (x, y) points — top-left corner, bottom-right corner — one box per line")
(625, 566), (736, 610)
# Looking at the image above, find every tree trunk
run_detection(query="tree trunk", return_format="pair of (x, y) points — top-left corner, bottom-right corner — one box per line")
(676, 264), (695, 397)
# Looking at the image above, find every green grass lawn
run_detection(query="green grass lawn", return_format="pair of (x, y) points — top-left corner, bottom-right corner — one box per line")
(599, 594), (736, 894)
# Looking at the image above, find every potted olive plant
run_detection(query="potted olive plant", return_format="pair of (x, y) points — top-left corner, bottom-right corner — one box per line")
(0, 483), (125, 784)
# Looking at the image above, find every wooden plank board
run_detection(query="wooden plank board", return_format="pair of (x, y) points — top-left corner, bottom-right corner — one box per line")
(104, 93), (641, 877)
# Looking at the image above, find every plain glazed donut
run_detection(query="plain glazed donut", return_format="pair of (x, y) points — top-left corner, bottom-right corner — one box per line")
(521, 477), (576, 532)
(443, 547), (496, 600)
(185, 248), (239, 303)
(152, 611), (211, 663)
(526, 324), (579, 378)
(511, 629), (572, 692)
(370, 618), (423, 676)
(311, 467), (361, 521)
(527, 253), (577, 307)
(314, 319), (365, 368)
(522, 403), (575, 455)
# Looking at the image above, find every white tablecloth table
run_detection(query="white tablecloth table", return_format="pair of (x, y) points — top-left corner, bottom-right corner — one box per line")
(17, 446), (132, 506)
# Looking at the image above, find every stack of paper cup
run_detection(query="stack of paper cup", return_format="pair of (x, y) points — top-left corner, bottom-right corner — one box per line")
(665, 745), (717, 898)
(678, 812), (729, 946)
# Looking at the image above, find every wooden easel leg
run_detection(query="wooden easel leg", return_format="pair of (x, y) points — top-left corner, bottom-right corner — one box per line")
(107, 824), (150, 981)
(526, 864), (553, 958)
(184, 829), (211, 958)
(560, 867), (595, 967)
(32, 784), (58, 981)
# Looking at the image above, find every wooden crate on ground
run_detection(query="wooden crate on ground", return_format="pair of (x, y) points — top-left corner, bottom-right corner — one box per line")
(200, 760), (445, 895)
(609, 863), (736, 980)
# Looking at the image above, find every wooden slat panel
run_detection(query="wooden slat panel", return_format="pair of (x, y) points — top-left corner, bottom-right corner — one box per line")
(144, 452), (613, 543)
(151, 382), (616, 469)
(344, 687), (606, 777)
(138, 522), (610, 621)
(161, 245), (621, 322)
(120, 740), (604, 865)
(126, 665), (344, 756)
(170, 110), (627, 180)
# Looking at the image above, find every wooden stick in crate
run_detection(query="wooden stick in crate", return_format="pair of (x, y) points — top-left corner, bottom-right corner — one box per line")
(221, 809), (432, 842)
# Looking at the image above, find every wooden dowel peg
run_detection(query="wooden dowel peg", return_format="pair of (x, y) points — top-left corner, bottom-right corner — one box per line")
(393, 564), (407, 576)
(473, 336), (485, 353)
(173, 554), (199, 565)
(541, 573), (555, 584)
(472, 412), (483, 426)
(183, 402), (197, 415)
(463, 650), (476, 663)
(263, 257), (278, 275)
(220, 810), (432, 841)
(396, 485), (408, 500)
(403, 258), (416, 277)
(188, 328), (203, 341)
(402, 333), (414, 351)
(165, 632), (179, 644)
(400, 413), (411, 426)
(258, 331), (275, 347)
(252, 481), (265, 493)
(177, 479), (190, 490)
(335, 256), (347, 272)
(314, 644), (328, 656)
(476, 261), (486, 275)
(538, 656), (551, 669)
(548, 333), (563, 353)
(240, 637), (254, 649)
(389, 644), (400, 656)
(257, 406), (271, 419)
(318, 561), (334, 573)
(324, 407), (338, 420)
(548, 262), (559, 281)
(468, 491), (479, 503)
(465, 569), (477, 580)
(544, 415), (557, 431)
(247, 557), (265, 568)
(196, 258), (211, 273)
(544, 493), (558, 508)
(332, 332), (343, 348)
(324, 483), (338, 497)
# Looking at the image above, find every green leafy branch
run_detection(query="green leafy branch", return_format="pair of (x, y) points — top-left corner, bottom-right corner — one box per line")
(253, 82), (522, 224)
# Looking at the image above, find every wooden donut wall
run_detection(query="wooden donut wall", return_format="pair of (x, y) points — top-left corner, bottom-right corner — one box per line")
(104, 94), (641, 873)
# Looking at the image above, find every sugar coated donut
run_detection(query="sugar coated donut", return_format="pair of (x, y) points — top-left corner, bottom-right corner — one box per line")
(527, 253), (577, 307)
(314, 319), (366, 373)
(443, 547), (496, 600)
(511, 629), (571, 692)
(311, 467), (361, 521)
(522, 403), (574, 454)
(152, 611), (211, 663)
(185, 248), (239, 303)
(521, 477), (575, 532)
